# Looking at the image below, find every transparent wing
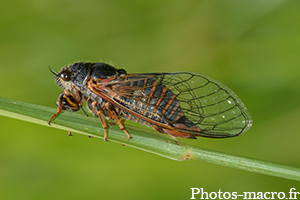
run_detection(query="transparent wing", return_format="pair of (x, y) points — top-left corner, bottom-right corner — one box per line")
(156, 72), (252, 136)
(98, 72), (252, 137)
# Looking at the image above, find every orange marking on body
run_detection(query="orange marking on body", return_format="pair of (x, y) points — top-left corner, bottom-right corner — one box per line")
(130, 78), (151, 113)
(96, 76), (117, 83)
(146, 81), (157, 104)
(87, 80), (202, 138)
(167, 101), (181, 120)
(161, 94), (176, 115)
(149, 86), (168, 118)
(65, 97), (77, 108)
(132, 100), (140, 112)
(71, 85), (83, 102)
(138, 81), (157, 115)
(143, 78), (148, 88)
(161, 128), (196, 138)
(173, 123), (201, 132)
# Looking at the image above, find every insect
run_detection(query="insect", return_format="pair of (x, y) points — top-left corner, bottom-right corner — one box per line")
(48, 62), (252, 141)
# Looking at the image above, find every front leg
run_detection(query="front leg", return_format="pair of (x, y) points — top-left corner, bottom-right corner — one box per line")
(48, 89), (86, 125)
(48, 91), (65, 125)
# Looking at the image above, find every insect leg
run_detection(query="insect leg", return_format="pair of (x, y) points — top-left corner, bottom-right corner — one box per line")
(121, 119), (126, 124)
(48, 89), (84, 125)
(79, 106), (89, 117)
(104, 105), (132, 140)
(90, 101), (109, 141)
(48, 92), (64, 125)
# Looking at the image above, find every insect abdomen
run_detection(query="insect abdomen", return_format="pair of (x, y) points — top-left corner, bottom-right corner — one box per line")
(119, 76), (200, 132)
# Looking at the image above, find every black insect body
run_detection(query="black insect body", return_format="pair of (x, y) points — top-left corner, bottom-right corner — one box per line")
(48, 62), (252, 141)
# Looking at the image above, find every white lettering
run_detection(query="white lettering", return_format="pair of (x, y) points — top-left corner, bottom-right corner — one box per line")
(200, 188), (209, 199)
(190, 188), (297, 199)
(223, 192), (231, 199)
(256, 192), (263, 199)
(264, 192), (270, 199)
(190, 188), (200, 199)
(209, 192), (217, 199)
(218, 189), (223, 199)
(289, 188), (297, 199)
(231, 192), (238, 199)
(270, 192), (277, 199)
(277, 192), (285, 199)
(244, 192), (256, 199)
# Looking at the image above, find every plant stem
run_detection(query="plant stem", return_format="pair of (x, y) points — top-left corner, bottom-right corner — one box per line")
(0, 97), (299, 181)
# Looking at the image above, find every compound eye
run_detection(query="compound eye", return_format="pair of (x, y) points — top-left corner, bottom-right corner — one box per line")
(59, 70), (71, 81)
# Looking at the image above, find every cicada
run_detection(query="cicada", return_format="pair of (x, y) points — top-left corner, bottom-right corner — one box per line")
(48, 62), (252, 141)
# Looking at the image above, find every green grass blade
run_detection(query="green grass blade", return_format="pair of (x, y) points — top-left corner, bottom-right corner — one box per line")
(0, 97), (300, 181)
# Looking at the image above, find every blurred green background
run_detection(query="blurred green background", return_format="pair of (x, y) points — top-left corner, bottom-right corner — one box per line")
(1, 0), (300, 199)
